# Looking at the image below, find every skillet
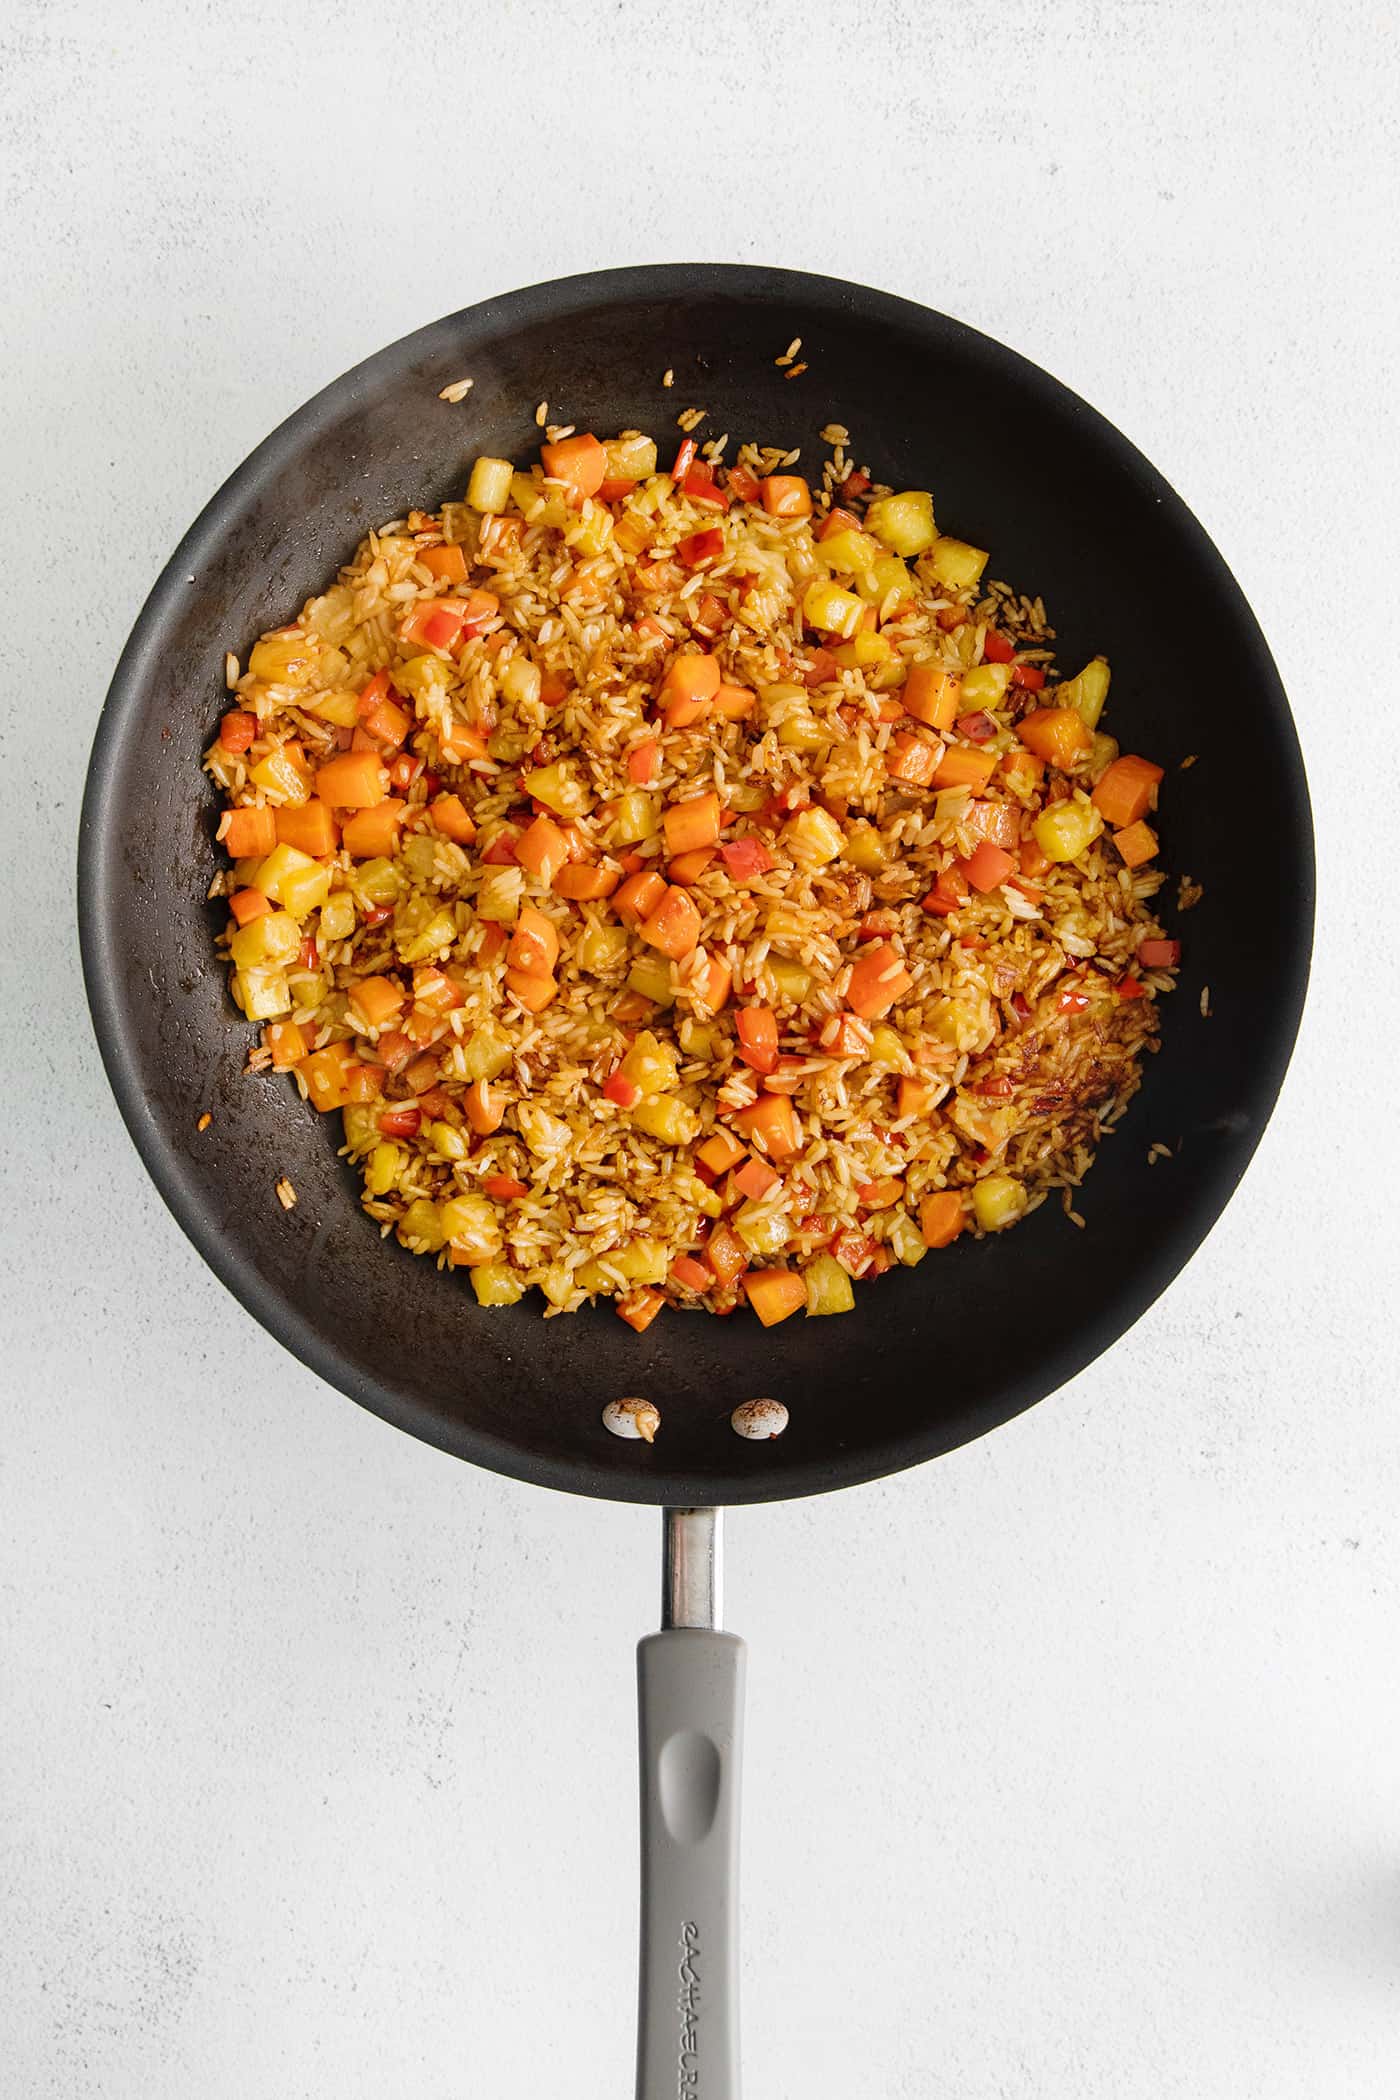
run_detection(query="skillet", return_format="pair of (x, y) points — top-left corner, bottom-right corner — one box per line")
(78, 264), (1313, 2096)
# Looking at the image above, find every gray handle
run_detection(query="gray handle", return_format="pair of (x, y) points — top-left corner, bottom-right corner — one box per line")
(636, 1627), (746, 2100)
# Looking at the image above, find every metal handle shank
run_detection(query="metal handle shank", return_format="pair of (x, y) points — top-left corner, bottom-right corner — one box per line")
(636, 1511), (745, 2100)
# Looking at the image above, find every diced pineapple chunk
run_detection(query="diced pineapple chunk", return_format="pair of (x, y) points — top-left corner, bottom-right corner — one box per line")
(1033, 797), (1104, 864)
(959, 661), (1012, 708)
(476, 866), (523, 924)
(1087, 732), (1120, 782)
(842, 822), (889, 874)
(565, 500), (613, 557)
(365, 1142), (403, 1196)
(393, 653), (452, 707)
(776, 710), (830, 753)
(972, 1172), (1027, 1232)
(231, 966), (292, 1020)
(307, 687), (361, 727)
(467, 456), (514, 514)
(575, 1257), (616, 1295)
(865, 490), (937, 557)
(399, 1198), (447, 1251)
(429, 1120), (469, 1162)
(439, 1192), (502, 1262)
(767, 957), (813, 1003)
(579, 922), (629, 975)
(604, 434), (659, 482)
(803, 1250), (856, 1315)
(461, 1023), (513, 1081)
(802, 578), (867, 638)
(355, 857), (403, 907)
(319, 889), (356, 943)
(539, 1263), (575, 1308)
(927, 537), (989, 589)
(230, 908), (300, 972)
(869, 1024), (912, 1072)
(678, 1017), (719, 1058)
(611, 1237), (669, 1285)
(618, 1030), (680, 1097)
(734, 1204), (790, 1258)
(1057, 655), (1112, 730)
(523, 761), (594, 819)
(499, 654), (542, 707)
(249, 748), (310, 806)
(819, 527), (882, 577)
(248, 630), (317, 686)
(632, 1094), (700, 1147)
(472, 1260), (527, 1306)
(783, 805), (846, 868)
(395, 902), (459, 961)
(833, 630), (894, 668)
(628, 955), (676, 1006)
(888, 1211), (928, 1266)
(854, 553), (916, 611)
(611, 788), (659, 843)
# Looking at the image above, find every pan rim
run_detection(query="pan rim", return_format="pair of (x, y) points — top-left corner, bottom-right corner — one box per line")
(77, 262), (1315, 1506)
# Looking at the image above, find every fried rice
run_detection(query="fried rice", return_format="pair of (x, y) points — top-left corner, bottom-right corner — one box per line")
(202, 425), (1181, 1331)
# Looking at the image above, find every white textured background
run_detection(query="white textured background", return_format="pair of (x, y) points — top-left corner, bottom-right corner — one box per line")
(3, 2), (1398, 2094)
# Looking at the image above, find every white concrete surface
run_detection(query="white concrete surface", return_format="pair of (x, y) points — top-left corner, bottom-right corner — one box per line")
(3, 2), (1398, 2093)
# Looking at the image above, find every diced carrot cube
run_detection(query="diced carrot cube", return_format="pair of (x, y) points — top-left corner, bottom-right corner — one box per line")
(628, 739), (662, 785)
(541, 432), (607, 503)
(1091, 754), (1165, 829)
(1017, 707), (1092, 771)
(663, 791), (722, 856)
(733, 1156), (780, 1202)
(668, 847), (716, 887)
(342, 1061), (381, 1103)
(901, 664), (961, 730)
(554, 862), (620, 900)
(742, 1269), (807, 1325)
(897, 1075), (940, 1119)
(508, 903), (560, 977)
(999, 748), (1044, 793)
(930, 745), (998, 791)
(919, 1191), (965, 1247)
(429, 792), (477, 844)
(735, 1006), (779, 1074)
(616, 869), (668, 926)
(297, 1040), (357, 1112)
(921, 868), (969, 916)
(1113, 820), (1159, 868)
(348, 975), (405, 1029)
(506, 968), (558, 1012)
(704, 1221), (748, 1286)
(263, 1019), (307, 1069)
(218, 709), (257, 752)
(697, 1129), (746, 1177)
(857, 1177), (904, 1209)
(659, 652), (721, 722)
(341, 799), (405, 857)
(315, 752), (390, 808)
(845, 941), (914, 1020)
(734, 1092), (801, 1161)
(362, 696), (411, 747)
(274, 799), (338, 856)
(228, 887), (271, 926)
(712, 682), (755, 720)
(218, 806), (277, 859)
(413, 965), (466, 1015)
(760, 476), (812, 518)
(964, 799), (1021, 851)
(616, 1286), (665, 1332)
(419, 542), (468, 582)
(516, 813), (570, 885)
(438, 719), (491, 765)
(887, 733), (940, 789)
(463, 1079), (505, 1135)
(640, 885), (703, 960)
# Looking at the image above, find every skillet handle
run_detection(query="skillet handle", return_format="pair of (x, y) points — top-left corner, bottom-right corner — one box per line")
(636, 1510), (744, 2099)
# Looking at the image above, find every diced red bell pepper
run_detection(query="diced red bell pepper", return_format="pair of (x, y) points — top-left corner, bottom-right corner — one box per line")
(603, 1072), (642, 1109)
(845, 942), (913, 1021)
(377, 1104), (422, 1139)
(682, 465), (730, 511)
(727, 464), (761, 503)
(1138, 938), (1181, 968)
(671, 437), (697, 481)
(1010, 662), (1045, 691)
(829, 1226), (878, 1278)
(677, 527), (725, 568)
(981, 629), (1016, 663)
(1116, 976), (1147, 1000)
(670, 1254), (714, 1294)
(955, 710), (998, 744)
(218, 709), (257, 752)
(958, 842), (1017, 894)
(736, 1007), (779, 1075)
(719, 836), (775, 881)
(921, 868), (969, 917)
(484, 1175), (529, 1202)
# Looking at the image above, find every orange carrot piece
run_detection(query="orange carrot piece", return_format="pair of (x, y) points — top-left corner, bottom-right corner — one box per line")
(419, 542), (468, 582)
(516, 813), (570, 885)
(999, 748), (1044, 793)
(667, 847), (716, 887)
(541, 432), (607, 503)
(845, 941), (914, 1020)
(1017, 707), (1091, 770)
(218, 708), (257, 752)
(616, 869), (668, 926)
(315, 751), (390, 809)
(712, 682), (755, 720)
(704, 1221), (748, 1286)
(658, 651), (721, 722)
(1091, 754), (1164, 829)
(886, 733), (940, 789)
(734, 1092), (801, 1161)
(640, 885), (702, 960)
(228, 887), (271, 926)
(554, 862), (620, 900)
(505, 968), (558, 1013)
(1112, 820), (1159, 868)
(429, 792), (477, 844)
(901, 665), (961, 730)
(697, 1129), (747, 1177)
(742, 1269), (807, 1325)
(342, 1061), (381, 1103)
(616, 1286), (665, 1332)
(736, 1006), (779, 1075)
(628, 739), (662, 785)
(692, 951), (733, 1013)
(929, 744), (999, 791)
(760, 476), (812, 518)
(670, 1254), (714, 1294)
(340, 799), (405, 857)
(919, 1191), (965, 1248)
(663, 791), (722, 856)
(508, 903), (560, 977)
(263, 1019), (307, 1069)
(297, 1041), (358, 1113)
(463, 1080), (505, 1135)
(958, 842), (1017, 893)
(348, 976), (405, 1029)
(733, 1156), (780, 1202)
(897, 1075), (940, 1119)
(217, 806), (277, 859)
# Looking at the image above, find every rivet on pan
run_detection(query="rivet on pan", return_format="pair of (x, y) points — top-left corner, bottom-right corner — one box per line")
(603, 1397), (661, 1444)
(730, 1398), (789, 1441)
